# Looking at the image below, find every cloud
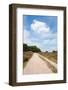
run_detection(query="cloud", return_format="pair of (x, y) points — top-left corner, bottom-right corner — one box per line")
(24, 30), (57, 52)
(31, 20), (50, 33)
(24, 19), (57, 52)
(30, 19), (57, 40)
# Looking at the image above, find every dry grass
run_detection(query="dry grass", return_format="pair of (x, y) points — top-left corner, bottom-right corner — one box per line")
(39, 52), (57, 63)
(23, 51), (33, 68)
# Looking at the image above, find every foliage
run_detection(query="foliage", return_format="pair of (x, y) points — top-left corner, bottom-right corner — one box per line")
(23, 43), (41, 52)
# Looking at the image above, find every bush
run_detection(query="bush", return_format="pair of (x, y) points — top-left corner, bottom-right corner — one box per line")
(23, 43), (41, 52)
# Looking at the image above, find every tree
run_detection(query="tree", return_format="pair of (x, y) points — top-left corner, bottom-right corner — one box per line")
(23, 43), (41, 52)
(23, 44), (29, 51)
(45, 51), (48, 53)
(29, 46), (41, 52)
(52, 50), (57, 53)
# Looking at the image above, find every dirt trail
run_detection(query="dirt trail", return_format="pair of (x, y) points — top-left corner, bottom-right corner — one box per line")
(23, 53), (53, 74)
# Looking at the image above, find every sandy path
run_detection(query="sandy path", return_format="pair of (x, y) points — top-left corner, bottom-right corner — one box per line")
(23, 53), (53, 74)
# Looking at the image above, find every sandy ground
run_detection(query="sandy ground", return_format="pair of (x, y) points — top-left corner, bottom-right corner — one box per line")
(23, 53), (53, 74)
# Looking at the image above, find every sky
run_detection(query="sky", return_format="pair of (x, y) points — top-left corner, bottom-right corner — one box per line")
(23, 15), (57, 52)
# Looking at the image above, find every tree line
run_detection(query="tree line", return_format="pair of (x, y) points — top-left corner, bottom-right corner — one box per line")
(23, 43), (41, 52)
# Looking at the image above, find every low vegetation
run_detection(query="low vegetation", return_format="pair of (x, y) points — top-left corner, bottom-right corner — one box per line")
(23, 51), (33, 68)
(39, 51), (57, 63)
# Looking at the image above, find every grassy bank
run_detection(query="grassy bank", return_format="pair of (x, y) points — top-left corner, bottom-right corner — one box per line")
(39, 52), (57, 63)
(23, 51), (33, 68)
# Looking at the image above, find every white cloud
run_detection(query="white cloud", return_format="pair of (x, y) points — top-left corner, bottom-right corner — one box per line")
(31, 20), (50, 33)
(24, 20), (57, 52)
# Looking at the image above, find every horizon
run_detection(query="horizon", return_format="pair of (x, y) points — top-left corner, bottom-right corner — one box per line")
(23, 15), (57, 52)
(23, 43), (57, 53)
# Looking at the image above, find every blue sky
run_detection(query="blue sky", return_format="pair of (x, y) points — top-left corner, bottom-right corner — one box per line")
(23, 15), (57, 52)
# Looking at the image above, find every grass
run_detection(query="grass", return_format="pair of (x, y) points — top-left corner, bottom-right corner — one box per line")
(23, 51), (33, 68)
(39, 52), (57, 63)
